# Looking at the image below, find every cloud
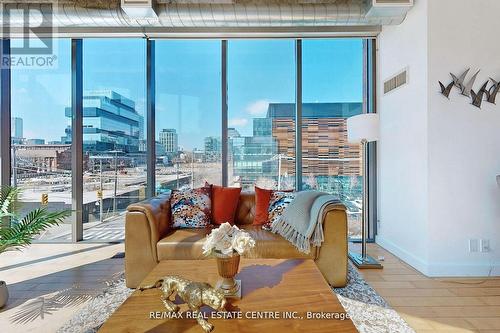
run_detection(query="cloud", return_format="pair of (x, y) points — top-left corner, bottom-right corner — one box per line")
(245, 99), (270, 116)
(229, 117), (249, 127)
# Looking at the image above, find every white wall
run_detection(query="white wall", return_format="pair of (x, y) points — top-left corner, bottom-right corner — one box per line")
(377, 0), (500, 276)
(377, 0), (430, 273)
(426, 0), (500, 275)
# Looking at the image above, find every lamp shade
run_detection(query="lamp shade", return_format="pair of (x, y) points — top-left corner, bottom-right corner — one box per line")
(347, 113), (380, 143)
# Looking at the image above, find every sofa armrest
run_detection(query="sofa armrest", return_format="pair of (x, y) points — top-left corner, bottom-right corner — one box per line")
(315, 203), (348, 288)
(125, 193), (171, 288)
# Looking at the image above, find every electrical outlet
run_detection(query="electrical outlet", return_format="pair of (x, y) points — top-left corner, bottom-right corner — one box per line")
(469, 239), (479, 252)
(480, 239), (491, 253)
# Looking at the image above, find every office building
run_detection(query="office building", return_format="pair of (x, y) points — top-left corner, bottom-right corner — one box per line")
(158, 128), (178, 155)
(62, 90), (143, 153)
(203, 136), (221, 162)
(11, 117), (23, 144)
(25, 138), (46, 145)
(231, 102), (362, 188)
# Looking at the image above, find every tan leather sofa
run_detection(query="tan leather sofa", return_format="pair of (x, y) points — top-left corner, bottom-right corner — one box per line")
(125, 192), (348, 288)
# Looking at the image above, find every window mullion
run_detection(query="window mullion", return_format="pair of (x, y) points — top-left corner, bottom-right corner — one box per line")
(146, 39), (156, 197)
(295, 39), (303, 191)
(0, 39), (11, 188)
(71, 38), (83, 242)
(222, 40), (228, 187)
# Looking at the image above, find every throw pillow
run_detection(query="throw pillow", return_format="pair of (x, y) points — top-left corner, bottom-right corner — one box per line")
(170, 186), (211, 228)
(262, 191), (296, 231)
(253, 186), (273, 225)
(253, 186), (294, 225)
(210, 185), (242, 225)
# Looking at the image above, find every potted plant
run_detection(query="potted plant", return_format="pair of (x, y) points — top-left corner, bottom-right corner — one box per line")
(0, 186), (71, 308)
(202, 222), (255, 298)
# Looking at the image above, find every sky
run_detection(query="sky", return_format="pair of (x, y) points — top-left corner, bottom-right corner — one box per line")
(10, 38), (363, 150)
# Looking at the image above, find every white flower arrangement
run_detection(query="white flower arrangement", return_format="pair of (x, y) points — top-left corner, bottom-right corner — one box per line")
(202, 222), (256, 256)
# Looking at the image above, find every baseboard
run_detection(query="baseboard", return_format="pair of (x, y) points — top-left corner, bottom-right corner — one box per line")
(376, 236), (500, 277)
(375, 235), (429, 275)
(425, 262), (500, 277)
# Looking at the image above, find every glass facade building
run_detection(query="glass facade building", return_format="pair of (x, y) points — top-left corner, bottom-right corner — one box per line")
(230, 102), (363, 192)
(62, 90), (143, 153)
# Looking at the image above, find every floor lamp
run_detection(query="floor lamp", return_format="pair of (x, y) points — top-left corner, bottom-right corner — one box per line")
(347, 113), (383, 269)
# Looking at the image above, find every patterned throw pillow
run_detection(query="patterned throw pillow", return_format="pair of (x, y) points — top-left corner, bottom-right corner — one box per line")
(262, 191), (296, 231)
(170, 187), (212, 228)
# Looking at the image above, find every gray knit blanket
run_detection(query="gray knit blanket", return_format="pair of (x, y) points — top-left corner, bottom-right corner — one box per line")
(270, 190), (340, 254)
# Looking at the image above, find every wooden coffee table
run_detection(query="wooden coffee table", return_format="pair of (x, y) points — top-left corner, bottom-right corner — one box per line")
(99, 259), (357, 333)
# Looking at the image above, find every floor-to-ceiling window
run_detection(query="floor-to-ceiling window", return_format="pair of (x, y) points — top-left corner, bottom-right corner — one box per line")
(1, 37), (373, 242)
(10, 39), (72, 241)
(227, 40), (296, 190)
(154, 40), (222, 192)
(81, 39), (147, 241)
(302, 39), (365, 238)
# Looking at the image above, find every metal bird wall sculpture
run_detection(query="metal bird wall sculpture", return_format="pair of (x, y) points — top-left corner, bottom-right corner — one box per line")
(450, 68), (470, 90)
(470, 81), (488, 108)
(461, 70), (480, 97)
(439, 80), (454, 98)
(486, 78), (500, 104)
(439, 69), (499, 109)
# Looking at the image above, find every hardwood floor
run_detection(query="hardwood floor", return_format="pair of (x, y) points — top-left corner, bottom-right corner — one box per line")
(0, 242), (499, 332)
(0, 243), (125, 333)
(354, 243), (500, 333)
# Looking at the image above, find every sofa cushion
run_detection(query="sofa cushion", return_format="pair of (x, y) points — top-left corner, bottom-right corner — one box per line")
(211, 185), (242, 225)
(253, 186), (273, 225)
(156, 225), (315, 260)
(170, 187), (211, 228)
(234, 192), (255, 225)
(253, 186), (294, 225)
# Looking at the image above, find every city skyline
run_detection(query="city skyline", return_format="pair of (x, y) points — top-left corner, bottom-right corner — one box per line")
(11, 39), (363, 150)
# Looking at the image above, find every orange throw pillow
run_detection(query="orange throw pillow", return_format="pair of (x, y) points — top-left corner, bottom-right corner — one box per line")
(253, 186), (294, 225)
(211, 185), (242, 225)
(253, 186), (273, 225)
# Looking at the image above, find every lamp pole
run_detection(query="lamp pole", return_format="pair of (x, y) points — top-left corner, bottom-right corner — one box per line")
(108, 150), (122, 216)
(277, 154), (282, 190)
(361, 139), (368, 259)
(12, 145), (17, 187)
(99, 159), (103, 222)
(176, 161), (179, 189)
(114, 151), (118, 215)
(346, 113), (382, 269)
(191, 150), (194, 189)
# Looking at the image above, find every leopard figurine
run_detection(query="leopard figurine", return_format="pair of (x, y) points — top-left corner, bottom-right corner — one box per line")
(139, 275), (227, 333)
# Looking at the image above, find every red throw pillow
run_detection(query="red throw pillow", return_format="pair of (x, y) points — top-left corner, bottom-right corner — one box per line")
(253, 186), (273, 225)
(211, 185), (242, 225)
(253, 186), (294, 225)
